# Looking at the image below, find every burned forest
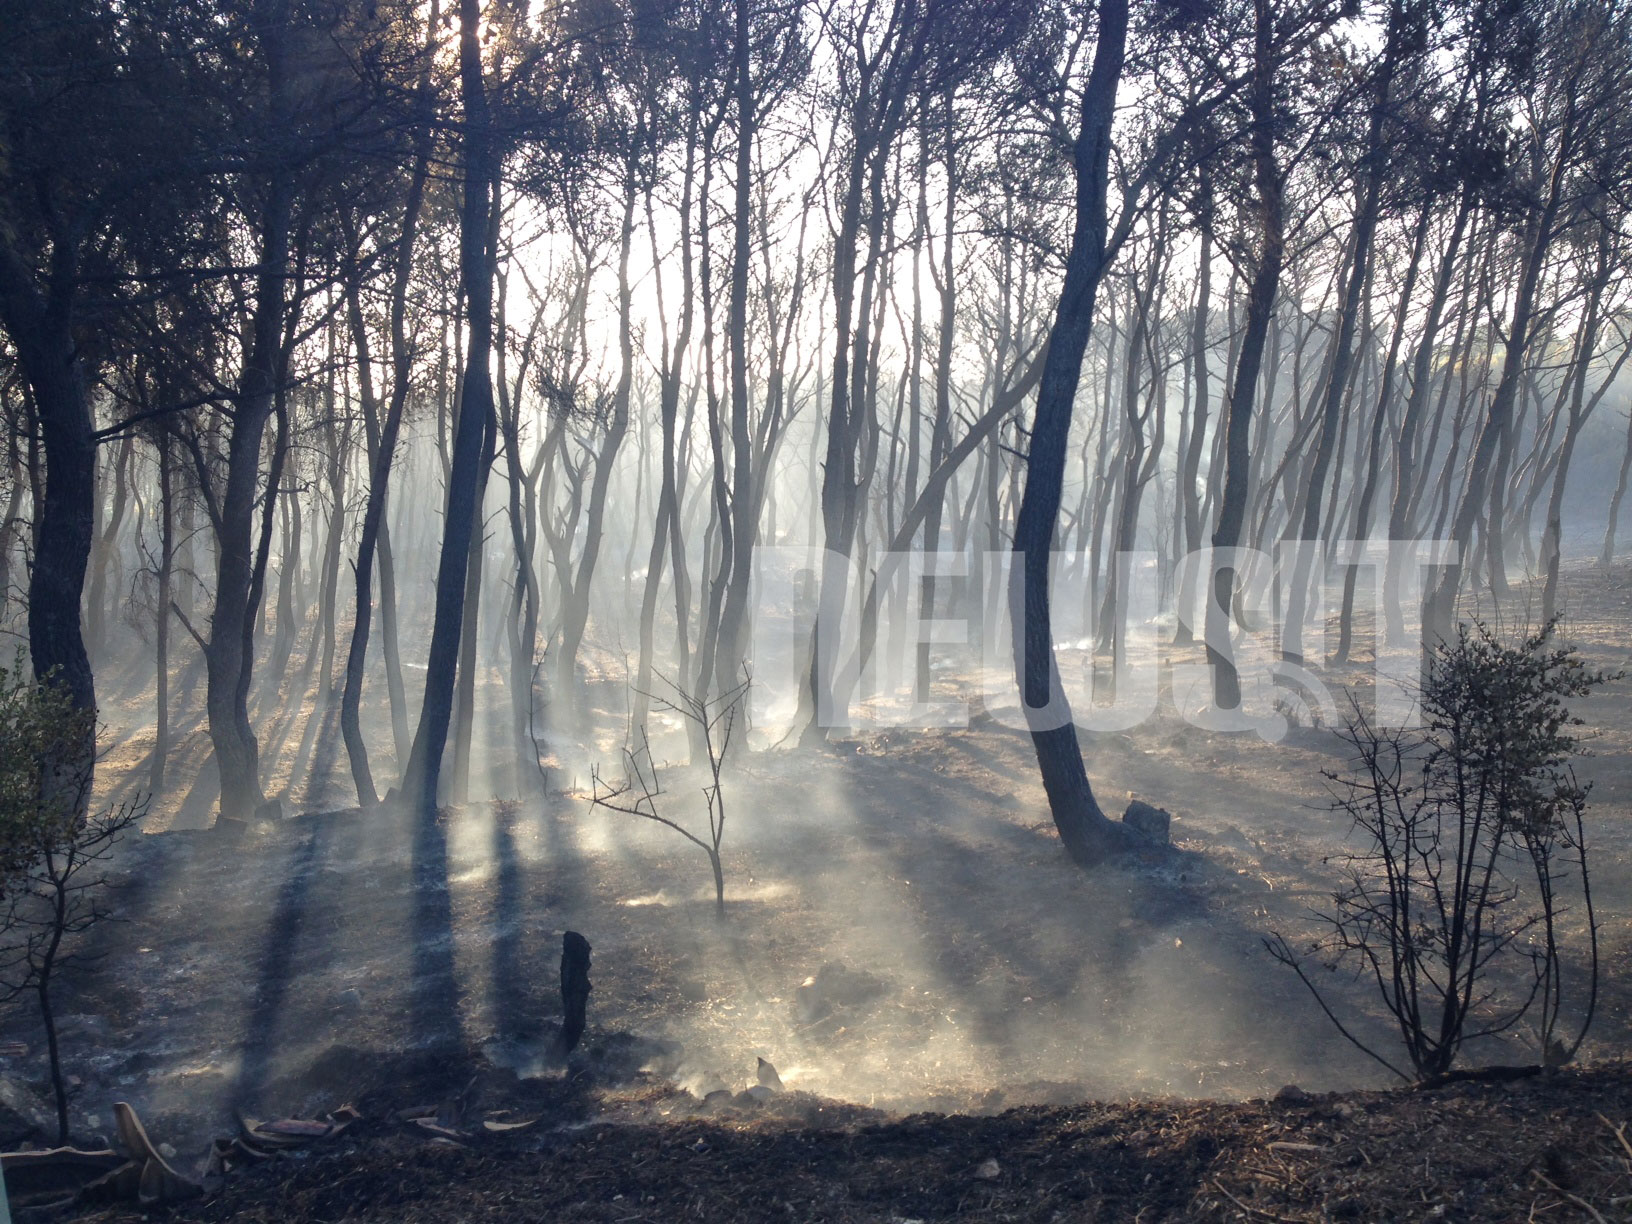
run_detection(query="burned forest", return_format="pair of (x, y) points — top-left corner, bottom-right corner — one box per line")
(5, 0), (1632, 1218)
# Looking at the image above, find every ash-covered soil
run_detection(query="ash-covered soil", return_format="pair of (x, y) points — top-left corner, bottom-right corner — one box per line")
(3, 560), (1632, 1217)
(0, 735), (1389, 1161)
(61, 1061), (1632, 1223)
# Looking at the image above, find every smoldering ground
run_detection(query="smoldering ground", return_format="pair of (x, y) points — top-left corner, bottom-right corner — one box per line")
(15, 558), (1626, 1166)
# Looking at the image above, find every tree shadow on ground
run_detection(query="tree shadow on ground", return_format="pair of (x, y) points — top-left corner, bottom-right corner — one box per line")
(234, 813), (339, 1110)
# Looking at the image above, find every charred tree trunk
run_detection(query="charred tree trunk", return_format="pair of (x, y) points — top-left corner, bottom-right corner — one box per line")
(632, 120), (700, 736)
(916, 92), (958, 700)
(1180, 188), (1214, 564)
(800, 8), (924, 744)
(273, 488), (299, 679)
(1424, 139), (1567, 644)
(1335, 200), (1431, 663)
(313, 399), (349, 701)
(338, 101), (431, 804)
(152, 427), (175, 793)
(86, 434), (133, 662)
(447, 396), (496, 805)
(555, 188), (634, 698)
(557, 931), (591, 1058)
(1207, 0), (1284, 711)
(204, 182), (290, 823)
(1282, 15), (1399, 665)
(1601, 405), (1632, 565)
(0, 237), (98, 764)
(1009, 0), (1130, 868)
(713, 0), (759, 699)
(1541, 234), (1630, 622)
(400, 0), (497, 817)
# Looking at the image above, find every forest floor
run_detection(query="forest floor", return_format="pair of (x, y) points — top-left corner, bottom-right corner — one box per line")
(55, 1060), (1632, 1222)
(5, 558), (1632, 1218)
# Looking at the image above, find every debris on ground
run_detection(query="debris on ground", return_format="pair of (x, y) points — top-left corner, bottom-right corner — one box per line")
(46, 1060), (1632, 1223)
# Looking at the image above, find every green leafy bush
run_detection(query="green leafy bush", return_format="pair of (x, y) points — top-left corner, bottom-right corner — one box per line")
(0, 650), (95, 891)
(1269, 620), (1615, 1083)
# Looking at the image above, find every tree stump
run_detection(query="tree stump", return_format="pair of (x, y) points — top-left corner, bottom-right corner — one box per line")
(1122, 800), (1171, 845)
(558, 932), (591, 1057)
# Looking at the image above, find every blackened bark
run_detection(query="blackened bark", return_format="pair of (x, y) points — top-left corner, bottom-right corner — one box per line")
(1601, 405), (1632, 565)
(1335, 200), (1430, 662)
(273, 489), (299, 678)
(714, 0), (757, 697)
(801, 8), (925, 744)
(632, 128), (698, 736)
(447, 397), (496, 804)
(344, 51), (435, 768)
(6, 301), (97, 731)
(1207, 0), (1283, 711)
(0, 210), (97, 775)
(400, 0), (496, 816)
(1009, 0), (1129, 868)
(1181, 214), (1212, 556)
(555, 189), (634, 695)
(1282, 15), (1399, 665)
(501, 362), (544, 793)
(1424, 139), (1566, 644)
(1541, 234), (1630, 622)
(314, 399), (349, 698)
(204, 6), (293, 824)
(86, 434), (132, 661)
(557, 931), (591, 1057)
(152, 427), (174, 792)
(917, 91), (958, 700)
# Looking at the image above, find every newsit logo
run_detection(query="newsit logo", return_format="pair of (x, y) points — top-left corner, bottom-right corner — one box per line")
(747, 540), (1458, 740)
